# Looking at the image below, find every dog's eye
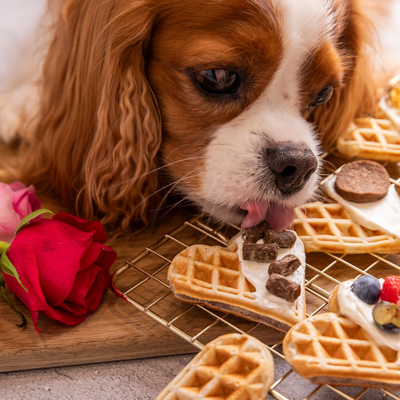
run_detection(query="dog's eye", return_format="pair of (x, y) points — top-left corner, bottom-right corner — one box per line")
(194, 69), (240, 95)
(309, 86), (333, 108)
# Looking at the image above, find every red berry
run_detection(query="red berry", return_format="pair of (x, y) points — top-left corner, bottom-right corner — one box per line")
(380, 276), (400, 305)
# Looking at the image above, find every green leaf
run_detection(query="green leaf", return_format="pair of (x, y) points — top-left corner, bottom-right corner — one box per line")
(0, 283), (27, 328)
(0, 250), (28, 292)
(15, 208), (54, 236)
(0, 241), (9, 253)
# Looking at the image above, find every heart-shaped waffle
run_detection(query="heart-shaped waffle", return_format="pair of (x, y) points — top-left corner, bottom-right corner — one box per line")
(293, 201), (400, 254)
(168, 241), (306, 332)
(283, 312), (400, 389)
(336, 75), (400, 162)
(336, 117), (400, 162)
(156, 333), (274, 400)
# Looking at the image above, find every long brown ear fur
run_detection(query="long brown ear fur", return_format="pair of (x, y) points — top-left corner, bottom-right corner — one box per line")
(310, 0), (378, 150)
(20, 0), (161, 232)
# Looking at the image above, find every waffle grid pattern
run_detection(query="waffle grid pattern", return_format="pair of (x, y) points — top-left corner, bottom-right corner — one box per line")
(111, 212), (400, 400)
(171, 245), (256, 300)
(293, 201), (400, 254)
(336, 117), (400, 161)
(169, 244), (304, 328)
(156, 333), (273, 400)
(284, 313), (400, 387)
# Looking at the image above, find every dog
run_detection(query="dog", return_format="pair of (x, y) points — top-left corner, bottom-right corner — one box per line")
(0, 0), (378, 233)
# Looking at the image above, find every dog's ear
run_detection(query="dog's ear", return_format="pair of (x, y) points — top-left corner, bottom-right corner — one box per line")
(309, 1), (377, 150)
(22, 0), (161, 231)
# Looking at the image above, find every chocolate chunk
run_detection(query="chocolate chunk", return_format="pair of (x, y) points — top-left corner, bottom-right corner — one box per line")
(268, 254), (302, 276)
(264, 230), (297, 248)
(242, 221), (272, 243)
(266, 274), (301, 302)
(334, 160), (390, 202)
(242, 242), (279, 262)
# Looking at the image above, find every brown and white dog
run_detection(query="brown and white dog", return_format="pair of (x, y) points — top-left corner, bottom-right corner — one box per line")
(0, 0), (377, 232)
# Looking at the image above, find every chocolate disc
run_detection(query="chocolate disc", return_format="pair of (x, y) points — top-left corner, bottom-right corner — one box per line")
(334, 160), (390, 202)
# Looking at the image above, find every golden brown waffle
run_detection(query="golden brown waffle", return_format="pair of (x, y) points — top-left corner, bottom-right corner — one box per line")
(283, 312), (400, 389)
(168, 244), (306, 332)
(156, 333), (274, 400)
(336, 117), (400, 162)
(293, 201), (400, 254)
(379, 75), (400, 130)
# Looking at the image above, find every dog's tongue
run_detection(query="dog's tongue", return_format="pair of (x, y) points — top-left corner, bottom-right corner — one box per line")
(240, 201), (294, 231)
(266, 203), (295, 232)
(240, 201), (268, 229)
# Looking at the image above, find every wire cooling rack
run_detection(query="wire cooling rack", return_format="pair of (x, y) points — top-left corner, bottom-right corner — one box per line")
(111, 163), (400, 400)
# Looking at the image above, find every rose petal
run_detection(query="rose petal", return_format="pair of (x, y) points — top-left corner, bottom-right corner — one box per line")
(79, 241), (103, 271)
(3, 242), (51, 333)
(27, 186), (41, 211)
(96, 245), (117, 271)
(53, 212), (108, 244)
(7, 219), (94, 306)
(61, 265), (102, 315)
(86, 271), (108, 312)
(0, 183), (21, 242)
(30, 310), (41, 333)
(3, 244), (48, 315)
(42, 304), (88, 326)
(43, 271), (107, 325)
(11, 183), (41, 219)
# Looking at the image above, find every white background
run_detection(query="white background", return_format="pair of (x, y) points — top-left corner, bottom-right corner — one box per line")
(0, 1), (47, 92)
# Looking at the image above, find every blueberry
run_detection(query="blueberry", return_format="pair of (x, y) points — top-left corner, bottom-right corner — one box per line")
(351, 275), (381, 305)
(373, 301), (400, 333)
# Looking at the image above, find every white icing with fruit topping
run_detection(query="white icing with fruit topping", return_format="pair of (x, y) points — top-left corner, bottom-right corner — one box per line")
(235, 233), (305, 321)
(337, 279), (400, 362)
(324, 176), (400, 239)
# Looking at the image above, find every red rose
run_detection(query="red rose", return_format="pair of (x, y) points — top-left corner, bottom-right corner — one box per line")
(3, 212), (116, 332)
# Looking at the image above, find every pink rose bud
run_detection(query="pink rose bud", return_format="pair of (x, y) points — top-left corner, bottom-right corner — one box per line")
(3, 212), (116, 332)
(0, 182), (41, 243)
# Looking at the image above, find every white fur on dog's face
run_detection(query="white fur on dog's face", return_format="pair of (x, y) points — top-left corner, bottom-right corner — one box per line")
(198, 111), (320, 225)
(148, 0), (345, 227)
(194, 0), (338, 224)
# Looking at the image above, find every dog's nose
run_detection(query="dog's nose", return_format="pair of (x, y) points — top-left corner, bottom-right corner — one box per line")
(267, 142), (318, 195)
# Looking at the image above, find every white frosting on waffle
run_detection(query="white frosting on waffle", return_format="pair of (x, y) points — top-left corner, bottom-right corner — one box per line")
(324, 175), (400, 239)
(337, 279), (400, 363)
(235, 233), (306, 321)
